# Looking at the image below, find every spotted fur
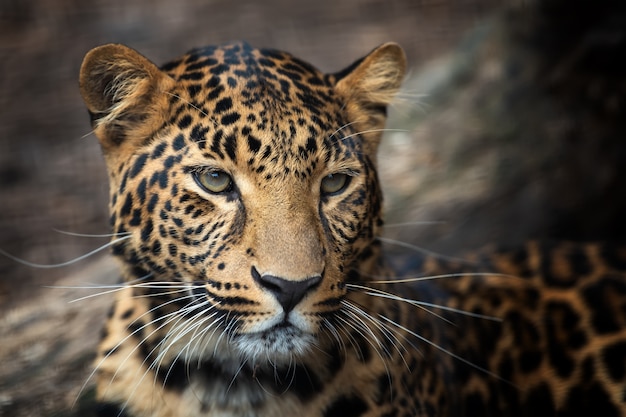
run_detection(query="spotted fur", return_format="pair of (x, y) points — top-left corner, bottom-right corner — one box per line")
(79, 42), (626, 417)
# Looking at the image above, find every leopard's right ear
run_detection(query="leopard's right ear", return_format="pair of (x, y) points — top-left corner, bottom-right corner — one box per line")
(79, 44), (175, 152)
(331, 43), (406, 157)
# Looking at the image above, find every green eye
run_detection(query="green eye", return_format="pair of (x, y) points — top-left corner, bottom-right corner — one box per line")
(195, 170), (233, 194)
(321, 173), (350, 195)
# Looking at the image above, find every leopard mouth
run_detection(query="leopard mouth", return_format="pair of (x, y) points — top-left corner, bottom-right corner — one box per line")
(188, 282), (318, 361)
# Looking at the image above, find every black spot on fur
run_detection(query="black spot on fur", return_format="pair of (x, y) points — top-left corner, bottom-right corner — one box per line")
(120, 193), (133, 217)
(186, 58), (218, 71)
(141, 219), (153, 242)
(214, 97), (233, 113)
(324, 394), (369, 417)
(163, 155), (177, 169)
(223, 133), (238, 160)
(187, 84), (200, 98)
(284, 364), (323, 403)
(127, 321), (145, 343)
(562, 378), (619, 416)
(519, 350), (543, 374)
(129, 209), (142, 226)
(600, 245), (626, 270)
(305, 136), (318, 153)
(206, 75), (220, 88)
(151, 141), (167, 159)
(172, 134), (186, 151)
(221, 112), (241, 126)
(147, 194), (159, 213)
(177, 115), (192, 130)
(120, 308), (134, 320)
(210, 130), (225, 159)
(583, 277), (626, 334)
(129, 153), (148, 179)
(207, 84), (225, 100)
(155, 359), (189, 391)
(158, 170), (169, 189)
(522, 382), (555, 415)
(247, 134), (262, 153)
(602, 341), (626, 381)
(210, 63), (229, 75)
(190, 124), (210, 143)
(95, 401), (130, 417)
(136, 178), (147, 204)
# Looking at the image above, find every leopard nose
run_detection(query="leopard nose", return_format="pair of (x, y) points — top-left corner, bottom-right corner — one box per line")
(251, 267), (322, 313)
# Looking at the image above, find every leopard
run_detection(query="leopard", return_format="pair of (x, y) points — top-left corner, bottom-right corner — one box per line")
(79, 41), (626, 417)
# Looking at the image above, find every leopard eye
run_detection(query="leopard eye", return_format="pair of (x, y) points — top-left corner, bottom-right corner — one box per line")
(195, 170), (233, 194)
(321, 173), (350, 195)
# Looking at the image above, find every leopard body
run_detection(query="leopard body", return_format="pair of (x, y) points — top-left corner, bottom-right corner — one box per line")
(79, 42), (626, 417)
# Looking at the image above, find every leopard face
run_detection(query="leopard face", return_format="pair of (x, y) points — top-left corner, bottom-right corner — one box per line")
(80, 42), (405, 368)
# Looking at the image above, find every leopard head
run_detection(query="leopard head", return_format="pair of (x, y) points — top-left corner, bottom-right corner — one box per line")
(79, 41), (405, 366)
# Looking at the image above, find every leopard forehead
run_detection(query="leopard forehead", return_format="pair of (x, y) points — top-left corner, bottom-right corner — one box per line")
(156, 42), (361, 175)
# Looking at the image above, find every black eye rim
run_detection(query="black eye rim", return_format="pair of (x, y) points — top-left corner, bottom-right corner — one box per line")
(320, 172), (352, 196)
(193, 169), (235, 195)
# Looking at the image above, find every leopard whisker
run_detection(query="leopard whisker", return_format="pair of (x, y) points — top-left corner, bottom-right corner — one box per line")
(340, 302), (413, 401)
(226, 358), (250, 395)
(0, 234), (131, 269)
(79, 129), (95, 140)
(147, 305), (220, 393)
(337, 306), (392, 369)
(156, 308), (218, 389)
(78, 293), (200, 407)
(362, 271), (519, 285)
(176, 310), (221, 365)
(347, 283), (455, 326)
(348, 281), (503, 322)
(213, 312), (237, 358)
(335, 311), (393, 391)
(119, 300), (215, 411)
(330, 319), (360, 364)
(164, 92), (218, 127)
(109, 296), (203, 384)
(327, 121), (358, 142)
(63, 282), (193, 304)
(337, 312), (383, 355)
(383, 220), (447, 228)
(282, 355), (299, 394)
(52, 228), (131, 238)
(375, 236), (476, 264)
(342, 299), (412, 370)
(195, 313), (226, 367)
(153, 300), (215, 361)
(378, 314), (516, 387)
(339, 128), (409, 142)
(186, 313), (226, 365)
(321, 318), (345, 354)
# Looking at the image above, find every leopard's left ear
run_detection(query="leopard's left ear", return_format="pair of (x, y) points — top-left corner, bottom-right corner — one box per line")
(332, 43), (406, 151)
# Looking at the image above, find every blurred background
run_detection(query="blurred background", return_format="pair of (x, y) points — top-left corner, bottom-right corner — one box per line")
(2, 0), (626, 415)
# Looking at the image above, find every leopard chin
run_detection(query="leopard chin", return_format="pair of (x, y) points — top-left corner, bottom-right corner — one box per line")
(234, 324), (317, 363)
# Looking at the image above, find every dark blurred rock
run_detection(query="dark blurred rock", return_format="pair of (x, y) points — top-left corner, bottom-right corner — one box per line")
(383, 0), (626, 255)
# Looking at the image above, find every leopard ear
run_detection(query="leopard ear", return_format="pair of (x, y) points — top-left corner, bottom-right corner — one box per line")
(79, 44), (175, 152)
(333, 43), (406, 153)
